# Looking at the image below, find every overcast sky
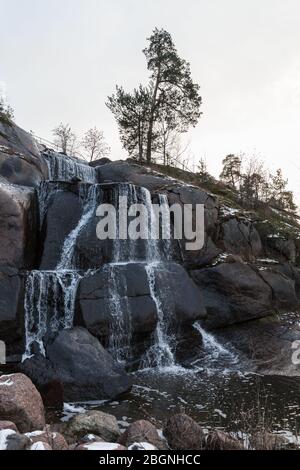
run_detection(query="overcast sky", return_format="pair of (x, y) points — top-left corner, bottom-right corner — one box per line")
(1, 0), (300, 203)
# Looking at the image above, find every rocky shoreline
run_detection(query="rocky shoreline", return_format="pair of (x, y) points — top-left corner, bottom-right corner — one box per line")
(0, 373), (297, 451)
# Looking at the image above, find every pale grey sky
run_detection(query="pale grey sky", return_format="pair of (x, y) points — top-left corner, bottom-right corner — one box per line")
(1, 0), (300, 202)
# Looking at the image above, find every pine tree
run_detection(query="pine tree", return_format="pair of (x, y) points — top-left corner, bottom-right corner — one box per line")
(107, 28), (202, 164)
(220, 154), (242, 189)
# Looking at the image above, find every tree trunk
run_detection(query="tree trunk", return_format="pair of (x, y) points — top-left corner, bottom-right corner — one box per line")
(146, 66), (161, 164)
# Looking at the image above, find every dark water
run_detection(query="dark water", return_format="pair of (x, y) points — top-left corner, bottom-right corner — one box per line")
(52, 330), (300, 446)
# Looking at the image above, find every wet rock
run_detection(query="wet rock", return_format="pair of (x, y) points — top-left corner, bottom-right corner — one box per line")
(206, 430), (244, 450)
(163, 414), (205, 450)
(77, 263), (158, 339)
(39, 185), (83, 269)
(77, 262), (206, 346)
(0, 373), (45, 433)
(20, 327), (132, 402)
(216, 312), (300, 376)
(119, 420), (167, 450)
(191, 261), (299, 328)
(67, 410), (121, 442)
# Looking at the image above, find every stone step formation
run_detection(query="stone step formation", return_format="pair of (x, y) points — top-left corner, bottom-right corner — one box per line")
(23, 150), (199, 370)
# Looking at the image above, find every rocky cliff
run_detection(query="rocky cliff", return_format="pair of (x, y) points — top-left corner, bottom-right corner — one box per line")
(1, 116), (300, 401)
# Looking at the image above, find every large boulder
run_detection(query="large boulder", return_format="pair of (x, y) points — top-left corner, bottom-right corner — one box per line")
(0, 421), (18, 432)
(0, 119), (47, 186)
(163, 414), (205, 450)
(0, 182), (38, 269)
(0, 373), (45, 433)
(191, 261), (299, 328)
(76, 262), (206, 362)
(67, 410), (120, 442)
(76, 263), (158, 339)
(20, 327), (132, 402)
(119, 420), (167, 450)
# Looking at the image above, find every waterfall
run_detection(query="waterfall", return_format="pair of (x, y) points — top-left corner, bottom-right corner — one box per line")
(142, 263), (175, 369)
(112, 184), (171, 263)
(24, 177), (176, 370)
(44, 150), (96, 183)
(140, 187), (161, 262)
(193, 322), (237, 361)
(57, 185), (100, 269)
(22, 270), (81, 361)
(113, 183), (139, 263)
(105, 264), (132, 362)
(157, 194), (171, 260)
(38, 181), (61, 228)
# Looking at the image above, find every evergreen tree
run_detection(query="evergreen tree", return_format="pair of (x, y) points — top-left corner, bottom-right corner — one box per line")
(107, 85), (152, 161)
(220, 154), (242, 189)
(107, 28), (202, 164)
(143, 28), (202, 163)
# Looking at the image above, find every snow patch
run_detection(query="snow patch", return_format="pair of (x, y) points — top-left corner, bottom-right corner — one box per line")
(82, 442), (121, 450)
(0, 429), (16, 450)
(128, 442), (157, 450)
(25, 430), (44, 438)
(30, 441), (48, 450)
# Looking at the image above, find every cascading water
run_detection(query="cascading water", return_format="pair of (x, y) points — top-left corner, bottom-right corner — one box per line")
(44, 150), (96, 183)
(38, 181), (61, 228)
(157, 194), (171, 260)
(142, 263), (176, 369)
(113, 183), (139, 263)
(105, 264), (132, 362)
(24, 173), (177, 371)
(107, 183), (175, 368)
(22, 270), (81, 360)
(23, 165), (98, 361)
(193, 321), (238, 367)
(57, 185), (101, 269)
